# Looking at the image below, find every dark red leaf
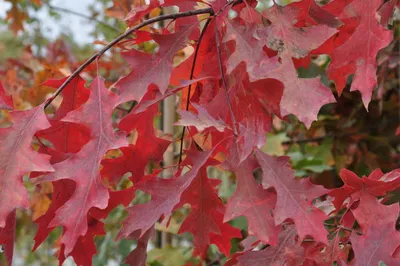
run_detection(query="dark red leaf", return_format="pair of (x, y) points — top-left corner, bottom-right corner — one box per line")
(178, 169), (241, 256)
(327, 0), (393, 107)
(35, 77), (127, 255)
(224, 157), (279, 245)
(0, 105), (53, 227)
(256, 150), (329, 244)
(237, 226), (305, 266)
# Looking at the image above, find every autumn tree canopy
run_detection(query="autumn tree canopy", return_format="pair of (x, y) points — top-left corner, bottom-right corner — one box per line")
(0, 0), (400, 265)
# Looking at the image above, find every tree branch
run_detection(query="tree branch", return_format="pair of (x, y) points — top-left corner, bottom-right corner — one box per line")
(44, 7), (214, 109)
(282, 132), (358, 145)
(214, 19), (238, 136)
(46, 4), (120, 32)
(282, 135), (328, 145)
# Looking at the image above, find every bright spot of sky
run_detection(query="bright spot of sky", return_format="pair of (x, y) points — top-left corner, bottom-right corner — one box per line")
(0, 0), (102, 44)
(0, 0), (280, 45)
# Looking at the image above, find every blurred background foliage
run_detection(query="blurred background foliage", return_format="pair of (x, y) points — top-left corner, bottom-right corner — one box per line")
(0, 0), (399, 265)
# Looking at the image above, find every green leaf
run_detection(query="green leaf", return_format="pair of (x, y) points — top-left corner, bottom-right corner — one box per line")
(262, 132), (290, 156)
(147, 247), (187, 266)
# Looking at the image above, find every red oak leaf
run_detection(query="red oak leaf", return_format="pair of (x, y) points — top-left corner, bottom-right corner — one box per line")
(322, 0), (353, 17)
(35, 77), (128, 255)
(124, 228), (153, 266)
(227, 77), (282, 165)
(222, 20), (264, 75)
(118, 85), (164, 133)
(131, 79), (212, 115)
(225, 156), (279, 245)
(0, 83), (13, 110)
(351, 226), (400, 266)
(33, 76), (100, 265)
(206, 70), (282, 166)
(224, 235), (262, 266)
(0, 104), (53, 227)
(238, 4), (262, 24)
(74, 189), (136, 265)
(170, 20), (218, 87)
(126, 0), (203, 32)
(43, 76), (89, 120)
(327, 0), (393, 107)
(350, 192), (400, 265)
(118, 147), (217, 240)
(210, 0), (244, 25)
(125, 0), (162, 24)
(178, 169), (241, 257)
(252, 5), (337, 127)
(117, 27), (194, 102)
(176, 103), (227, 132)
(351, 191), (399, 232)
(32, 143), (75, 250)
(34, 177), (134, 265)
(329, 168), (400, 210)
(58, 216), (106, 266)
(0, 211), (16, 266)
(59, 189), (136, 265)
(102, 91), (170, 185)
(255, 150), (329, 244)
(37, 76), (91, 154)
(100, 141), (169, 185)
(305, 234), (348, 266)
(33, 179), (75, 251)
(237, 226), (305, 266)
(258, 54), (335, 127)
(260, 5), (337, 60)
(209, 211), (242, 256)
(228, 117), (269, 166)
(379, 0), (400, 26)
(164, 0), (203, 38)
(291, 0), (342, 27)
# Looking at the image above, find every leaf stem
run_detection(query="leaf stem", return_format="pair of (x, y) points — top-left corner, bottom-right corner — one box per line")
(177, 0), (242, 164)
(44, 7), (214, 109)
(283, 135), (328, 145)
(214, 19), (238, 136)
(178, 18), (213, 165)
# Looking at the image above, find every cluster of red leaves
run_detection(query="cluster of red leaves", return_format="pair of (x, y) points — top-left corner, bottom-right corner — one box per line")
(0, 0), (399, 265)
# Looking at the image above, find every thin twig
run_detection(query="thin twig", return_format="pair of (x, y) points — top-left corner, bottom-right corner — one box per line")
(214, 20), (238, 136)
(178, 18), (213, 165)
(44, 7), (214, 109)
(283, 135), (328, 145)
(282, 132), (358, 145)
(46, 4), (120, 32)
